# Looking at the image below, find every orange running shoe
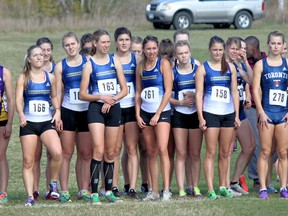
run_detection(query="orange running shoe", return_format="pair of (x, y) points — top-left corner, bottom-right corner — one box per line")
(239, 175), (249, 192)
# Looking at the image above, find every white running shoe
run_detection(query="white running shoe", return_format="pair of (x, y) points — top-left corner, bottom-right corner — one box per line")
(142, 191), (160, 202)
(230, 183), (249, 195)
(162, 190), (172, 202)
(228, 187), (242, 197)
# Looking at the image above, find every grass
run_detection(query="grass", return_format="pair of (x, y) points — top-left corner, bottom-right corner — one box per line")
(1, 21), (288, 215)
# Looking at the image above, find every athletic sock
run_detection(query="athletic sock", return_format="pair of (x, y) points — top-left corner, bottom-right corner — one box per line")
(90, 159), (101, 193)
(104, 161), (114, 191)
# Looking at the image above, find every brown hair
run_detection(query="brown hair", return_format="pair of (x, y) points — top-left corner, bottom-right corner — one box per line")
(209, 35), (227, 75)
(90, 29), (110, 56)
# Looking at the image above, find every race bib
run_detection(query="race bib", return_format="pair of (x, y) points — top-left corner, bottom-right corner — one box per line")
(211, 86), (230, 103)
(237, 84), (246, 101)
(141, 87), (159, 103)
(69, 88), (86, 104)
(269, 89), (287, 107)
(29, 100), (49, 116)
(178, 89), (195, 100)
(98, 78), (117, 95)
(117, 82), (135, 98)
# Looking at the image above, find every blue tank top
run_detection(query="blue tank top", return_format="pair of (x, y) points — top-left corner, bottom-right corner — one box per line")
(24, 72), (52, 122)
(89, 54), (118, 103)
(173, 62), (198, 114)
(112, 52), (137, 108)
(140, 57), (170, 113)
(61, 55), (89, 111)
(261, 58), (288, 112)
(203, 61), (234, 115)
(47, 63), (55, 74)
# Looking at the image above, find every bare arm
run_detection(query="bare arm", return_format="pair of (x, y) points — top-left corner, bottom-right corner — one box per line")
(114, 58), (128, 101)
(49, 74), (61, 125)
(229, 63), (240, 126)
(54, 62), (64, 106)
(3, 68), (14, 138)
(15, 74), (26, 127)
(195, 64), (206, 130)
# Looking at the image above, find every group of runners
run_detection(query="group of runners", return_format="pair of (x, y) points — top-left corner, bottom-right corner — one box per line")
(0, 27), (288, 206)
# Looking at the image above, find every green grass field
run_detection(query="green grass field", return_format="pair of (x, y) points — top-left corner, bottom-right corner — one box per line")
(1, 21), (288, 215)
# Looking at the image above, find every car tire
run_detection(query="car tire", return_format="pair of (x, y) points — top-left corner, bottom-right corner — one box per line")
(213, 23), (231, 29)
(153, 23), (171, 29)
(172, 11), (192, 30)
(234, 11), (252, 29)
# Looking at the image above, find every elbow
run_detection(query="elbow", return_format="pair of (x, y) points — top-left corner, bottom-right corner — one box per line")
(79, 91), (85, 100)
(122, 86), (128, 97)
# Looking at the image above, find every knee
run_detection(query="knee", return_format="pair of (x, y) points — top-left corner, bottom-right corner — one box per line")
(126, 146), (138, 157)
(277, 150), (288, 161)
(104, 151), (115, 161)
(260, 149), (271, 160)
(23, 157), (34, 169)
(80, 151), (92, 161)
(114, 146), (122, 157)
(219, 151), (229, 159)
(147, 148), (158, 158)
(176, 151), (187, 161)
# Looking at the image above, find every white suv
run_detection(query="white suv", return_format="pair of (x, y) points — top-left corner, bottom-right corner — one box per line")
(146, 0), (265, 30)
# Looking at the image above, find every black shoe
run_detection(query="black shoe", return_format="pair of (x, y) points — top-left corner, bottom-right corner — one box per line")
(253, 179), (260, 189)
(128, 189), (139, 200)
(112, 187), (120, 198)
(123, 184), (130, 195)
(141, 183), (149, 195)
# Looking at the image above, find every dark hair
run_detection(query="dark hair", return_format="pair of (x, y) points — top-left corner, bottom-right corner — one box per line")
(114, 27), (132, 41)
(90, 29), (110, 56)
(36, 37), (54, 63)
(173, 29), (190, 43)
(267, 30), (285, 44)
(245, 36), (260, 50)
(61, 32), (79, 48)
(158, 38), (174, 59)
(23, 45), (42, 88)
(79, 33), (93, 55)
(209, 35), (227, 75)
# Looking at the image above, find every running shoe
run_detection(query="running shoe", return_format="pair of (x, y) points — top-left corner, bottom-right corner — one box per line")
(104, 192), (122, 203)
(253, 179), (260, 189)
(25, 196), (35, 207)
(185, 185), (194, 196)
(59, 191), (72, 203)
(193, 187), (202, 198)
(267, 184), (277, 193)
(230, 183), (249, 195)
(141, 183), (149, 195)
(78, 190), (91, 201)
(162, 190), (172, 202)
(218, 187), (234, 198)
(45, 190), (58, 200)
(0, 192), (7, 204)
(33, 191), (40, 201)
(91, 193), (101, 205)
(99, 188), (106, 197)
(239, 175), (249, 192)
(280, 188), (288, 199)
(259, 189), (269, 199)
(228, 187), (242, 197)
(207, 190), (219, 200)
(128, 189), (139, 200)
(142, 191), (160, 202)
(123, 184), (130, 195)
(179, 189), (187, 199)
(112, 187), (120, 198)
(49, 181), (60, 199)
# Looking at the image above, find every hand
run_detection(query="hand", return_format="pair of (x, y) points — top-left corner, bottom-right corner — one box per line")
(51, 109), (61, 124)
(199, 118), (207, 131)
(234, 117), (241, 128)
(244, 100), (252, 109)
(136, 115), (146, 129)
(149, 113), (160, 126)
(19, 114), (27, 127)
(3, 123), (12, 139)
(180, 98), (194, 107)
(258, 112), (272, 131)
(101, 95), (116, 105)
(101, 103), (111, 114)
(56, 120), (63, 132)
